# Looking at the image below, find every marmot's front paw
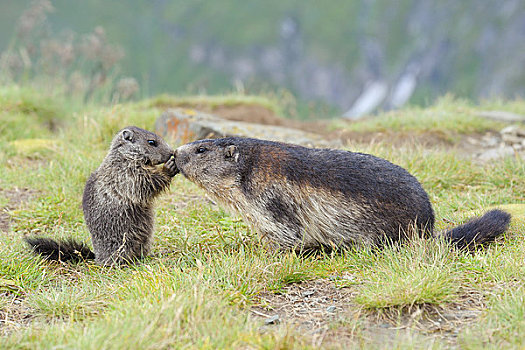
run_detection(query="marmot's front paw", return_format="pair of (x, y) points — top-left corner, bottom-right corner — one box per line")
(164, 156), (179, 177)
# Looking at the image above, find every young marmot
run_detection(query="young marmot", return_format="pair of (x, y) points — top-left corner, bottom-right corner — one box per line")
(174, 137), (511, 251)
(25, 126), (178, 265)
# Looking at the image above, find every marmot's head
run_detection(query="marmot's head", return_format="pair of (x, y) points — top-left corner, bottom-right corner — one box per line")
(111, 126), (174, 165)
(174, 138), (243, 190)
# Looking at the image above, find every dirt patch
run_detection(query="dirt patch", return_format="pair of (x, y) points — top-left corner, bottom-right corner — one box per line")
(162, 103), (285, 127)
(210, 104), (330, 135)
(157, 102), (332, 136)
(208, 104), (284, 126)
(251, 279), (483, 347)
(0, 187), (39, 232)
(252, 278), (355, 332)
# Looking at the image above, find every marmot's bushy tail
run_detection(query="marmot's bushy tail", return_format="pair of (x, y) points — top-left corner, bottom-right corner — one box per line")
(443, 209), (511, 250)
(24, 237), (95, 262)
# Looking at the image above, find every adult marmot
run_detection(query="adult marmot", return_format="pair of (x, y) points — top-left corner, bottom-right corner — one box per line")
(174, 137), (510, 251)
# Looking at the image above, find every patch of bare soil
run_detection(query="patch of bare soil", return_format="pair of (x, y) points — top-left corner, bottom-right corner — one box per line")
(252, 278), (355, 331)
(0, 187), (39, 232)
(163, 103), (284, 127)
(251, 279), (483, 348)
(212, 104), (330, 134)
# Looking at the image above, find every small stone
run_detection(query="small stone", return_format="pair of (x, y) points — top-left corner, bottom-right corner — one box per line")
(302, 290), (315, 297)
(501, 125), (519, 135)
(326, 306), (336, 313)
(265, 315), (280, 325)
(480, 135), (499, 147)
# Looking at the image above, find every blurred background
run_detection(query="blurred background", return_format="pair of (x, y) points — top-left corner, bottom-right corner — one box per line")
(1, 0), (525, 119)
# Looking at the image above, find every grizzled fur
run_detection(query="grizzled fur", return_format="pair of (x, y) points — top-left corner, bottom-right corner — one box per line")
(26, 126), (178, 266)
(175, 137), (511, 251)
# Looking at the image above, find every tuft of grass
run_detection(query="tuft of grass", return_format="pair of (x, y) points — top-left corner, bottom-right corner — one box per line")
(354, 239), (461, 309)
(267, 252), (315, 292)
(27, 282), (108, 321)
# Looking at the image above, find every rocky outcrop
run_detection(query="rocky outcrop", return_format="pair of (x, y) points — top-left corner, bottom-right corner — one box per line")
(475, 125), (525, 161)
(155, 108), (341, 148)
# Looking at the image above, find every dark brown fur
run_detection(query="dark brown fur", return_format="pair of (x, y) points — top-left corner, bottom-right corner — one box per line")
(174, 137), (511, 251)
(25, 126), (178, 265)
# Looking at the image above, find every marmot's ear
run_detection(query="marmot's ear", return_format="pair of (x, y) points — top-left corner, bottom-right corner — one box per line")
(122, 129), (134, 142)
(224, 145), (239, 162)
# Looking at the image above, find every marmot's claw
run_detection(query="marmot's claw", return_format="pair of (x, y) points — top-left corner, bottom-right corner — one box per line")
(164, 157), (179, 177)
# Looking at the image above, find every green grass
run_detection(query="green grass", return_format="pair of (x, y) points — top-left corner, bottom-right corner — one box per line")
(331, 95), (511, 140)
(353, 238), (462, 309)
(0, 86), (524, 348)
(460, 288), (525, 349)
(143, 93), (283, 115)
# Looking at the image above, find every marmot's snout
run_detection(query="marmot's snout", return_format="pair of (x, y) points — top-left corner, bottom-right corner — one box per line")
(173, 144), (191, 172)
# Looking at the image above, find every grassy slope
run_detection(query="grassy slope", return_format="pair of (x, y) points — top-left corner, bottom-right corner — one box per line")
(0, 86), (524, 349)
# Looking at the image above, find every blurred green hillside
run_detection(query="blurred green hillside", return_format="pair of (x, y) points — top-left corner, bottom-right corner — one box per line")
(2, 0), (525, 116)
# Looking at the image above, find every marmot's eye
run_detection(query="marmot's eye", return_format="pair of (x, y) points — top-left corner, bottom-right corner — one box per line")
(147, 140), (157, 147)
(196, 146), (207, 154)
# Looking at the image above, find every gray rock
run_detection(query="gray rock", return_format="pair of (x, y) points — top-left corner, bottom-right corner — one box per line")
(500, 125), (525, 153)
(482, 135), (500, 147)
(501, 125), (525, 140)
(302, 290), (315, 297)
(477, 146), (515, 161)
(264, 314), (281, 325)
(155, 108), (341, 148)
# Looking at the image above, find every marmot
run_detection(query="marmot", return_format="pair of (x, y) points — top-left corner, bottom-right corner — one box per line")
(174, 137), (511, 251)
(25, 126), (178, 265)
